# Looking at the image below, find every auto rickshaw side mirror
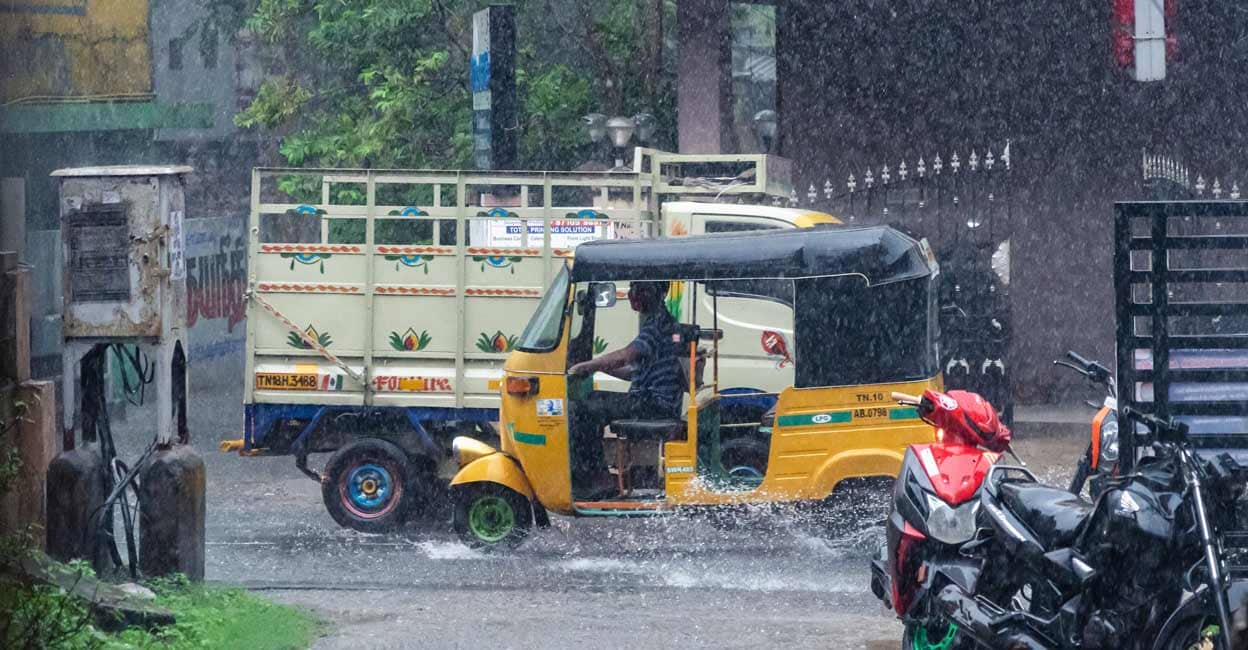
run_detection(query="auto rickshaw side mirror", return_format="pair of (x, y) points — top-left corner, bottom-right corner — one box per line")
(591, 282), (617, 309)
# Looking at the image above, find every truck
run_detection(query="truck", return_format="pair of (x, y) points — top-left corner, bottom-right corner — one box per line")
(223, 149), (842, 531)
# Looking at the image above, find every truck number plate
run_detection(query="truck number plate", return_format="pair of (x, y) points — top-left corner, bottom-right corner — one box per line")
(255, 373), (318, 390)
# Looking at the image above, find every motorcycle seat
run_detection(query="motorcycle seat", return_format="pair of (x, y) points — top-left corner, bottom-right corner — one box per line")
(998, 482), (1093, 549)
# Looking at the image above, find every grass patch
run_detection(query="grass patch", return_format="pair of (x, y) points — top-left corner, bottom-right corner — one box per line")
(1, 568), (321, 649)
(106, 576), (321, 649)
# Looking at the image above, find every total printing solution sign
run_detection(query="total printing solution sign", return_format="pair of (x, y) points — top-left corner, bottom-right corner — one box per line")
(484, 217), (617, 248)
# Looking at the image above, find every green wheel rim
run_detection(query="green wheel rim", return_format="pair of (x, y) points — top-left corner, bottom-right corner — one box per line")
(913, 623), (958, 650)
(467, 495), (515, 542)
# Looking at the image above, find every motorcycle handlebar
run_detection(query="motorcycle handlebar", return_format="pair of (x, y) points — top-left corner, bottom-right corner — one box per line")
(892, 392), (921, 406)
(1123, 406), (1190, 441)
(1066, 350), (1093, 368)
(1058, 351), (1114, 393)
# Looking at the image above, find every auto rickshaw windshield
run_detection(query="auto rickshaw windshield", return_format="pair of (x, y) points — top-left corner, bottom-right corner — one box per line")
(516, 265), (570, 352)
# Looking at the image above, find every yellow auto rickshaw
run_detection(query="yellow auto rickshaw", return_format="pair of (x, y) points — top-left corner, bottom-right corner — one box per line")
(448, 226), (943, 549)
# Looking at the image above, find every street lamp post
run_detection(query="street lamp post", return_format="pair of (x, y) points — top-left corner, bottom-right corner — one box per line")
(605, 116), (636, 168)
(583, 112), (658, 170)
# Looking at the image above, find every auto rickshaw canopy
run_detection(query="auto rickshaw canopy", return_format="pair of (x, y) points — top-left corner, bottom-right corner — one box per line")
(568, 225), (935, 285)
(566, 225), (941, 389)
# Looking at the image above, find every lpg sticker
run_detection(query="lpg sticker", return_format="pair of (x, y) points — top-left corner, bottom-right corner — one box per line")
(536, 398), (564, 417)
(811, 413), (833, 424)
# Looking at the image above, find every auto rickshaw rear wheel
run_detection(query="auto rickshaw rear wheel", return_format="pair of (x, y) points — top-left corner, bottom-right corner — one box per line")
(322, 438), (428, 533)
(452, 483), (532, 551)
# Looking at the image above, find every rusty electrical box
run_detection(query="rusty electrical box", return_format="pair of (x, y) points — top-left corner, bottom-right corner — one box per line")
(53, 166), (191, 339)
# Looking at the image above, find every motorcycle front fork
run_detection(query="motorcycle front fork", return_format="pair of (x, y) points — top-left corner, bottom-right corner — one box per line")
(1181, 448), (1234, 648)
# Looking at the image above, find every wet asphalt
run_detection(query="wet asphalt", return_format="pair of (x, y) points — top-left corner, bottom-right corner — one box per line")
(109, 358), (1089, 649)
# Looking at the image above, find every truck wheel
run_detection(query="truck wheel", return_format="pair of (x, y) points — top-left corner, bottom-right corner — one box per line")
(322, 438), (419, 533)
(452, 483), (531, 551)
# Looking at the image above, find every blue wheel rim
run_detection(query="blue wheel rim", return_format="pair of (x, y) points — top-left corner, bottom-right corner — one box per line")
(346, 463), (394, 512)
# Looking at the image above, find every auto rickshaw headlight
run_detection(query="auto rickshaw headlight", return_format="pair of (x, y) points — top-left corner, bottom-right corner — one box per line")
(452, 436), (496, 467)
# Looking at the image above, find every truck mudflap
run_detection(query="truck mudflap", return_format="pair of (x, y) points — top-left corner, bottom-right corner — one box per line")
(450, 452), (535, 501)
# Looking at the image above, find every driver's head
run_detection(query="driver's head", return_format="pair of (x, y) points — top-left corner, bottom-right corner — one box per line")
(627, 281), (669, 313)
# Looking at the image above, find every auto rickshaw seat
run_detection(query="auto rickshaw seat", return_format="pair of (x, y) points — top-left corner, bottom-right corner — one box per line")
(609, 419), (685, 440)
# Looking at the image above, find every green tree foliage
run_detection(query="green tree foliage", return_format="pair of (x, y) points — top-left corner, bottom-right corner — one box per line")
(235, 0), (676, 174)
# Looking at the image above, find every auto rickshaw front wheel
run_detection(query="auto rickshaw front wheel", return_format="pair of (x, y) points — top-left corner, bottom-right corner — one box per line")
(322, 438), (429, 533)
(452, 483), (532, 551)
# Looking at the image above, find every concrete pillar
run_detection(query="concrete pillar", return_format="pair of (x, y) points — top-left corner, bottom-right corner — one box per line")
(0, 381), (56, 549)
(677, 0), (732, 154)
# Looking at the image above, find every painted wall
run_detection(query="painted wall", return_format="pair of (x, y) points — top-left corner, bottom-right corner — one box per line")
(0, 0), (152, 102)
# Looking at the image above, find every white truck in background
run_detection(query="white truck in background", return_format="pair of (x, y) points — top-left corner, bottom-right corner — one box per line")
(224, 149), (841, 531)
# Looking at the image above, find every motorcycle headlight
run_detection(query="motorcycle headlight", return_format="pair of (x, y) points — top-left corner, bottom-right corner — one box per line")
(924, 493), (980, 545)
(1099, 418), (1120, 467)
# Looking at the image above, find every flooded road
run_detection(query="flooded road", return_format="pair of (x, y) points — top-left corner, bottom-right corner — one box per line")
(113, 365), (1090, 649)
(205, 452), (901, 648)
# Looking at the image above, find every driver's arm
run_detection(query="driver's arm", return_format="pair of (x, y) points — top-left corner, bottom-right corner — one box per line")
(569, 343), (641, 378)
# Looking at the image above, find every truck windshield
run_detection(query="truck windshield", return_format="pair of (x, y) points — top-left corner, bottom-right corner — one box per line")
(516, 265), (570, 352)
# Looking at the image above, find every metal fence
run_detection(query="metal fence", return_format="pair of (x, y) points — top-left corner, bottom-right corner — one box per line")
(792, 143), (1016, 420)
(1114, 200), (1248, 469)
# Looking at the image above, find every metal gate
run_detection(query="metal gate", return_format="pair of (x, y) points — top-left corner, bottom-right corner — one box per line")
(1114, 200), (1248, 468)
(792, 143), (1016, 421)
(1142, 150), (1243, 201)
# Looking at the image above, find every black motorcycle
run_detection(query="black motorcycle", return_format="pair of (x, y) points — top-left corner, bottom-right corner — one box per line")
(922, 408), (1248, 649)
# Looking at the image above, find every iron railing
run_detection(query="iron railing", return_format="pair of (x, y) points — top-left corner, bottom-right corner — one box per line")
(1114, 201), (1248, 470)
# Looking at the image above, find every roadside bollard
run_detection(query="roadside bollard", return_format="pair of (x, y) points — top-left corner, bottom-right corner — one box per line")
(45, 431), (109, 572)
(139, 443), (205, 581)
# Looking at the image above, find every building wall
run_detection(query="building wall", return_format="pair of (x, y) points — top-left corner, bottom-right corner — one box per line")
(0, 0), (152, 102)
(770, 0), (1248, 402)
(1, 0), (261, 376)
(150, 0), (249, 141)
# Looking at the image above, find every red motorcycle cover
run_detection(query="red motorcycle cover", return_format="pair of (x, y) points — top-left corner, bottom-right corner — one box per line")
(919, 389), (1011, 452)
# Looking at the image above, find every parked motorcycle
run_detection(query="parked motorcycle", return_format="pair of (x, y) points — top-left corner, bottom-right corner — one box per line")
(876, 390), (1248, 649)
(869, 388), (1013, 648)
